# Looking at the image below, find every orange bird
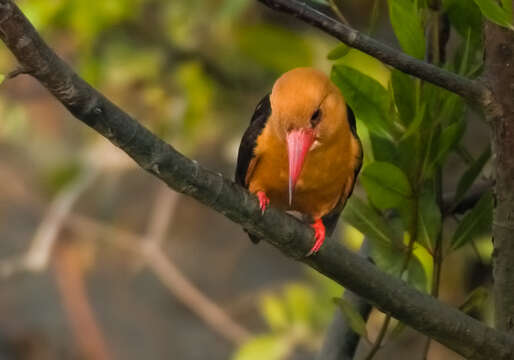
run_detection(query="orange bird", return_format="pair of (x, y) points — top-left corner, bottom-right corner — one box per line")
(235, 68), (362, 256)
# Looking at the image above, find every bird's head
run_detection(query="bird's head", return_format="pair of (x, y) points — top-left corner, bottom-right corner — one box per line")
(269, 67), (349, 205)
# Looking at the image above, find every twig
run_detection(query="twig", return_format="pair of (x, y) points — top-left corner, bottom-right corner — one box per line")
(52, 241), (113, 360)
(67, 214), (252, 345)
(328, 0), (349, 25)
(364, 315), (391, 360)
(258, 0), (490, 105)
(142, 245), (251, 345)
(0, 168), (97, 277)
(6, 66), (30, 79)
(143, 183), (180, 248)
(0, 1), (511, 358)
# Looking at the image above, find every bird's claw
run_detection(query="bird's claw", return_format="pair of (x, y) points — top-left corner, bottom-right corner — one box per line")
(306, 219), (326, 256)
(257, 191), (270, 215)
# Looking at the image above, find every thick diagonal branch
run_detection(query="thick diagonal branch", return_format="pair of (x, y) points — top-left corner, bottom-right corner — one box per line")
(0, 1), (513, 359)
(258, 0), (490, 105)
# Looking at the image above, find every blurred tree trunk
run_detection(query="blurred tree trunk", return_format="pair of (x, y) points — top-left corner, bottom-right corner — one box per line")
(484, 21), (514, 332)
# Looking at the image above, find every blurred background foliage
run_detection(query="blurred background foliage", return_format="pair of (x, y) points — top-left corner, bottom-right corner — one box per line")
(0, 0), (505, 359)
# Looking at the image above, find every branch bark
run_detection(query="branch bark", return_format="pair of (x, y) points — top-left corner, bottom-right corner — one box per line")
(258, 0), (490, 105)
(484, 22), (514, 333)
(0, 1), (513, 359)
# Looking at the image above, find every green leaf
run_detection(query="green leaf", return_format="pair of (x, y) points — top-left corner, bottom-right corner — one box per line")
(391, 70), (416, 126)
(430, 120), (466, 167)
(0, 74), (5, 84)
(370, 134), (397, 163)
(332, 297), (368, 338)
(454, 146), (491, 206)
(343, 197), (398, 246)
(443, 0), (483, 49)
(332, 65), (395, 139)
(370, 242), (429, 292)
(327, 44), (350, 60)
(417, 186), (442, 252)
(284, 285), (313, 326)
(473, 0), (514, 29)
(260, 294), (289, 331)
(401, 103), (426, 141)
(388, 0), (426, 59)
(459, 287), (489, 314)
(236, 25), (313, 73)
(232, 335), (290, 360)
(501, 0), (513, 18)
(451, 192), (493, 250)
(360, 161), (413, 211)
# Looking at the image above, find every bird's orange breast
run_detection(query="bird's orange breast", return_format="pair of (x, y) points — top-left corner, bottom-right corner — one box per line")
(247, 122), (361, 220)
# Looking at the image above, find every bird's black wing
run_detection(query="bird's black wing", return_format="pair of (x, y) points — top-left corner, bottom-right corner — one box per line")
(322, 104), (363, 236)
(235, 94), (271, 244)
(235, 93), (271, 186)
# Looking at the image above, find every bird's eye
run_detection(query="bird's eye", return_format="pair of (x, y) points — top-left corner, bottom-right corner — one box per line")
(310, 108), (322, 127)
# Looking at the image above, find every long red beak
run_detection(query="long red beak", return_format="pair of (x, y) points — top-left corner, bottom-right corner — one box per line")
(287, 128), (315, 206)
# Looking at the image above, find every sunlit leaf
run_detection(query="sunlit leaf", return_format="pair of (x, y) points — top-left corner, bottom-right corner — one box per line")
(451, 192), (493, 250)
(332, 297), (368, 338)
(232, 335), (290, 360)
(332, 65), (395, 139)
(388, 0), (426, 59)
(473, 0), (514, 29)
(260, 294), (289, 331)
(360, 161), (413, 211)
(454, 146), (491, 207)
(284, 284), (313, 326)
(343, 197), (398, 246)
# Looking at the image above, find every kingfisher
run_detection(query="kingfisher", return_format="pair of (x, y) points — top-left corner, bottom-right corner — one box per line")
(235, 67), (362, 256)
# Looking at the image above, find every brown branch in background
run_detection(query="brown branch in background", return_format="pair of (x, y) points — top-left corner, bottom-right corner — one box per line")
(0, 1), (511, 358)
(68, 215), (252, 345)
(52, 240), (113, 360)
(0, 169), (97, 277)
(143, 245), (251, 345)
(143, 183), (180, 249)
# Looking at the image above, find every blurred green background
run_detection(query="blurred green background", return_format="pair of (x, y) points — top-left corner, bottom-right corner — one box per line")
(0, 0), (493, 359)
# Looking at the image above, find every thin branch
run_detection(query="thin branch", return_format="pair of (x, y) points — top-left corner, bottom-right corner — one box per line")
(258, 0), (491, 105)
(53, 241), (113, 360)
(0, 168), (97, 277)
(0, 1), (512, 358)
(143, 183), (180, 249)
(68, 215), (252, 345)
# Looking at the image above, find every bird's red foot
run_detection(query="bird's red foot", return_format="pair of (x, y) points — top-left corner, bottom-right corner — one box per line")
(256, 191), (270, 214)
(306, 219), (326, 256)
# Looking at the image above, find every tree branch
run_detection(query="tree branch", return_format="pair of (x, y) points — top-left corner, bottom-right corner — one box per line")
(0, 1), (513, 359)
(257, 0), (491, 105)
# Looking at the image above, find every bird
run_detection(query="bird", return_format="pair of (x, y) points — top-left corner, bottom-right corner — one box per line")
(235, 67), (362, 256)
